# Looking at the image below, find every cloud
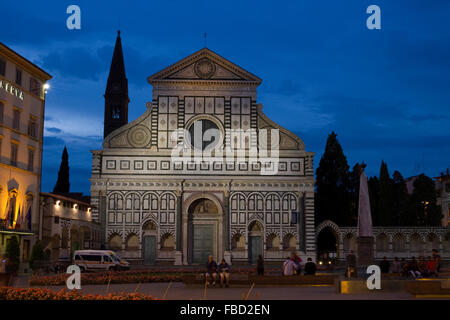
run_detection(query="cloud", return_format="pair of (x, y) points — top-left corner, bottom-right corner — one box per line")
(40, 47), (107, 81)
(45, 127), (62, 134)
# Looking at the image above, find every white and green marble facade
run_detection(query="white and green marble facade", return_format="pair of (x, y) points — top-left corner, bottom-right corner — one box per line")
(90, 48), (315, 265)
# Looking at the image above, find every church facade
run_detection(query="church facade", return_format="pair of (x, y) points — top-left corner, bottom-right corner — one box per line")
(90, 33), (315, 265)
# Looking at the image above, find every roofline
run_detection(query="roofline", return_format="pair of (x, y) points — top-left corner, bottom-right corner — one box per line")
(0, 42), (52, 81)
(147, 47), (261, 84)
(40, 192), (90, 206)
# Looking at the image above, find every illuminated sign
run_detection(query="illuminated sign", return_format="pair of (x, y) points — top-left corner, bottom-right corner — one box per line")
(0, 79), (24, 100)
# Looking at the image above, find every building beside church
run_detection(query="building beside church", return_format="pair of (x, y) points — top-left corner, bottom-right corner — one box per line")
(316, 220), (450, 262)
(436, 169), (449, 227)
(0, 42), (51, 270)
(90, 32), (315, 265)
(40, 192), (101, 262)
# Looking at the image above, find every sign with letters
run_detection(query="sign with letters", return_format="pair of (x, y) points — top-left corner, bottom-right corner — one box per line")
(0, 79), (24, 100)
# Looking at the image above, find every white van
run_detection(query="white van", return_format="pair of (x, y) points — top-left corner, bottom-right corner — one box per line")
(73, 250), (130, 272)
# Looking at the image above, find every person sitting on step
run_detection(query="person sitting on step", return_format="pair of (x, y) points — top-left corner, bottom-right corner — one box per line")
(218, 258), (231, 287)
(205, 255), (218, 287)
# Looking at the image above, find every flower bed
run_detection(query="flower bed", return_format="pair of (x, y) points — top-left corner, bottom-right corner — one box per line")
(30, 271), (183, 286)
(0, 287), (156, 300)
(29, 267), (285, 286)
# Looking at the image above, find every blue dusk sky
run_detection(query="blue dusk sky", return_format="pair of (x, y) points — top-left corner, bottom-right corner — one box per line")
(1, 1), (449, 194)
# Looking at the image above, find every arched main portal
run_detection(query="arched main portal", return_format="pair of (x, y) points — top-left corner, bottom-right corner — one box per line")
(186, 196), (223, 265)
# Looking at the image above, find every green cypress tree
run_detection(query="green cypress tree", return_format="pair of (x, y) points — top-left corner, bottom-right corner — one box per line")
(348, 162), (363, 226)
(315, 132), (351, 226)
(377, 161), (394, 226)
(53, 146), (70, 194)
(409, 174), (442, 226)
(392, 170), (409, 226)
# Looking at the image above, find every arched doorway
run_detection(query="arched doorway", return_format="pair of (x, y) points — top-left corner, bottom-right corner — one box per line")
(142, 220), (157, 265)
(248, 221), (263, 264)
(187, 197), (222, 264)
(317, 227), (338, 260)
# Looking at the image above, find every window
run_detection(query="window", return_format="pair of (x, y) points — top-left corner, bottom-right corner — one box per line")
(28, 118), (37, 138)
(27, 148), (34, 171)
(10, 143), (18, 166)
(29, 78), (41, 96)
(12, 109), (20, 130)
(81, 255), (101, 262)
(15, 68), (22, 86)
(103, 256), (112, 262)
(0, 58), (5, 76)
(0, 102), (4, 123)
(112, 105), (120, 119)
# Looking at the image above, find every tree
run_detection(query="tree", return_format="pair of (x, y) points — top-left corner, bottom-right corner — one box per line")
(377, 161), (394, 226)
(408, 174), (442, 226)
(392, 170), (409, 226)
(5, 235), (20, 273)
(348, 162), (363, 226)
(29, 240), (45, 270)
(315, 132), (351, 226)
(53, 146), (70, 194)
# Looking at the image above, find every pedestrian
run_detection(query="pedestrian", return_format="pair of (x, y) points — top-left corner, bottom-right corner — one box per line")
(408, 256), (421, 278)
(205, 255), (218, 287)
(400, 258), (409, 277)
(283, 256), (296, 276)
(392, 257), (401, 274)
(379, 256), (390, 273)
(291, 253), (302, 275)
(257, 255), (264, 276)
(346, 250), (357, 278)
(432, 249), (441, 277)
(218, 259), (231, 287)
(304, 258), (317, 275)
(426, 256), (436, 277)
(418, 256), (427, 277)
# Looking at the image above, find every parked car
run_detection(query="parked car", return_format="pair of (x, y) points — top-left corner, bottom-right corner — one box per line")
(73, 250), (130, 272)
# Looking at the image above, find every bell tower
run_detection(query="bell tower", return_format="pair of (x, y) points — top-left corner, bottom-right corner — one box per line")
(104, 30), (129, 138)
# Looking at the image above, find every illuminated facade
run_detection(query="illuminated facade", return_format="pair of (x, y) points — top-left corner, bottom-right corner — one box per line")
(0, 42), (51, 268)
(91, 33), (316, 265)
(40, 193), (101, 262)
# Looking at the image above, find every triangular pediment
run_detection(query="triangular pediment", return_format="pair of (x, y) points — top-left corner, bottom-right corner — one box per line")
(148, 48), (261, 85)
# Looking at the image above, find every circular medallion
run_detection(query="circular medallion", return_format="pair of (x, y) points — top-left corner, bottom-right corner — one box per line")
(128, 126), (151, 148)
(194, 59), (216, 79)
